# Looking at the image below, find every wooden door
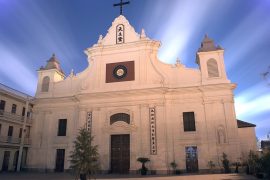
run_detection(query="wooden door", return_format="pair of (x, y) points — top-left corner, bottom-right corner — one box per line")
(55, 149), (65, 172)
(2, 151), (10, 171)
(111, 134), (130, 173)
(186, 146), (199, 173)
(13, 151), (19, 171)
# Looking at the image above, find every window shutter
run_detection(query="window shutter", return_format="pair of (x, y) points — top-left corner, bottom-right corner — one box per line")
(0, 100), (6, 110)
(41, 76), (50, 92)
(19, 128), (23, 138)
(183, 113), (189, 131)
(183, 112), (196, 132)
(58, 119), (67, 136)
(22, 107), (26, 116)
(207, 59), (219, 77)
(8, 126), (13, 136)
(11, 104), (17, 114)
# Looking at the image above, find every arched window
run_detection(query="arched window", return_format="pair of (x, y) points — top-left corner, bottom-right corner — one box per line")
(41, 76), (50, 92)
(110, 113), (130, 125)
(207, 59), (219, 77)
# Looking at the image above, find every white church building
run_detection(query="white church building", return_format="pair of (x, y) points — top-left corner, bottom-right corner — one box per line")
(27, 15), (257, 174)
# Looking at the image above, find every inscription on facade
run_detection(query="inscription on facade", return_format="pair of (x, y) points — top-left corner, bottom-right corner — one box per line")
(149, 107), (157, 155)
(86, 112), (92, 132)
(116, 24), (124, 44)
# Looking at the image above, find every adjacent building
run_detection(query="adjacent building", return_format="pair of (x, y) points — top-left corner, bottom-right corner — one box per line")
(0, 83), (33, 171)
(261, 140), (270, 153)
(237, 119), (257, 157)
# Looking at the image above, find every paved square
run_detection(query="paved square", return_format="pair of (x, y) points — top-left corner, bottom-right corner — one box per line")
(0, 173), (258, 180)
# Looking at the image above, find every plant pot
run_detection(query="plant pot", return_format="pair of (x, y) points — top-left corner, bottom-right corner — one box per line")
(140, 168), (147, 175)
(256, 173), (264, 179)
(141, 170), (147, 175)
(80, 173), (87, 180)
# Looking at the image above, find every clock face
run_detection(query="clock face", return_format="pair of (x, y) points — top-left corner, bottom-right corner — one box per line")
(116, 69), (124, 76)
(113, 65), (127, 79)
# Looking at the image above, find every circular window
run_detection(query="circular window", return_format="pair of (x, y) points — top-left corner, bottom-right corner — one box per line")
(113, 65), (127, 79)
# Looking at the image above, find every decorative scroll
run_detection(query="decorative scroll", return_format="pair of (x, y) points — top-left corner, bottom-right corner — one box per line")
(116, 24), (124, 44)
(86, 112), (92, 132)
(149, 107), (157, 155)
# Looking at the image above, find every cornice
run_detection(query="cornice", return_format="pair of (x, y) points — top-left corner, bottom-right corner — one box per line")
(33, 83), (236, 106)
(85, 40), (160, 57)
(196, 49), (224, 55)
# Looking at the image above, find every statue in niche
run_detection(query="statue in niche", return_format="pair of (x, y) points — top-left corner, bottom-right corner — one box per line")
(217, 126), (226, 144)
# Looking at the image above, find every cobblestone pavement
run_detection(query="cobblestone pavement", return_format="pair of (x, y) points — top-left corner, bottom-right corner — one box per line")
(0, 173), (258, 180)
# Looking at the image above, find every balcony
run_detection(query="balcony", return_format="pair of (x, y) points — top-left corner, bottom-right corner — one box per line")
(0, 136), (31, 145)
(0, 110), (32, 124)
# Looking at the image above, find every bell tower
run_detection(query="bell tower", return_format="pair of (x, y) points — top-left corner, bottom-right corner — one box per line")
(196, 35), (230, 85)
(36, 54), (65, 97)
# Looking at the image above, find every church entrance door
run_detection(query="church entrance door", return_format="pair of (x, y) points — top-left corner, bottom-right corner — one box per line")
(185, 146), (199, 173)
(2, 151), (10, 171)
(55, 149), (65, 172)
(110, 134), (130, 173)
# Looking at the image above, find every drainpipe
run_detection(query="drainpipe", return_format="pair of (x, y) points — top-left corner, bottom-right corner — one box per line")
(17, 97), (30, 172)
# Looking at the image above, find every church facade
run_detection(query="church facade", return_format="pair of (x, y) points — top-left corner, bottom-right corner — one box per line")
(27, 15), (256, 173)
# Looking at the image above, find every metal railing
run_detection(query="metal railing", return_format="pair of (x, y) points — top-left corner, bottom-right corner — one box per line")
(0, 110), (32, 124)
(0, 136), (31, 145)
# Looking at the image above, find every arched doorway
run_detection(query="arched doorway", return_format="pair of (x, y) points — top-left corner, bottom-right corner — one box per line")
(110, 113), (130, 173)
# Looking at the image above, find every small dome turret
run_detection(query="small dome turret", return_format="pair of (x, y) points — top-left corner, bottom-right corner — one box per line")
(40, 53), (65, 75)
(198, 34), (223, 52)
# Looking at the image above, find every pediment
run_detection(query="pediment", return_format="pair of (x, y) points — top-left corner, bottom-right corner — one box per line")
(101, 15), (140, 45)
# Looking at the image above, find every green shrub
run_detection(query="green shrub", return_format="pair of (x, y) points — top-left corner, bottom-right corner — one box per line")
(247, 151), (262, 175)
(262, 152), (270, 178)
(222, 153), (231, 173)
(69, 128), (99, 180)
(207, 160), (215, 173)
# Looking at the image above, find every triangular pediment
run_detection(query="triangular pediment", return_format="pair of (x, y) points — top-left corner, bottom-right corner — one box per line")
(101, 15), (140, 45)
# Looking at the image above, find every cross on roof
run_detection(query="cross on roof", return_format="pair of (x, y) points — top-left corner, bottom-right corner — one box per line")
(113, 0), (130, 15)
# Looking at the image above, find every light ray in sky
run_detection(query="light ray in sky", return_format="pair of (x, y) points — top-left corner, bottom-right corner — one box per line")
(144, 0), (233, 64)
(235, 82), (270, 138)
(18, 1), (80, 69)
(235, 94), (270, 118)
(222, 7), (270, 71)
(0, 44), (37, 94)
(0, 0), (84, 95)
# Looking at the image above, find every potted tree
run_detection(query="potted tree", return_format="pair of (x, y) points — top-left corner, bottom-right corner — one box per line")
(70, 128), (99, 180)
(207, 160), (215, 173)
(170, 161), (177, 174)
(137, 157), (150, 175)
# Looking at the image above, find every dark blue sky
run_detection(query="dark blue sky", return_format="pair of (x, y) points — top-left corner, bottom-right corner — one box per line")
(0, 0), (269, 139)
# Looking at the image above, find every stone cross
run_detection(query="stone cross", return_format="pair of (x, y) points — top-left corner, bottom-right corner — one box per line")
(113, 0), (130, 15)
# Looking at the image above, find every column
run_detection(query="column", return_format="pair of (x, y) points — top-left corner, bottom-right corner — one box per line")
(17, 97), (30, 171)
(78, 106), (87, 130)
